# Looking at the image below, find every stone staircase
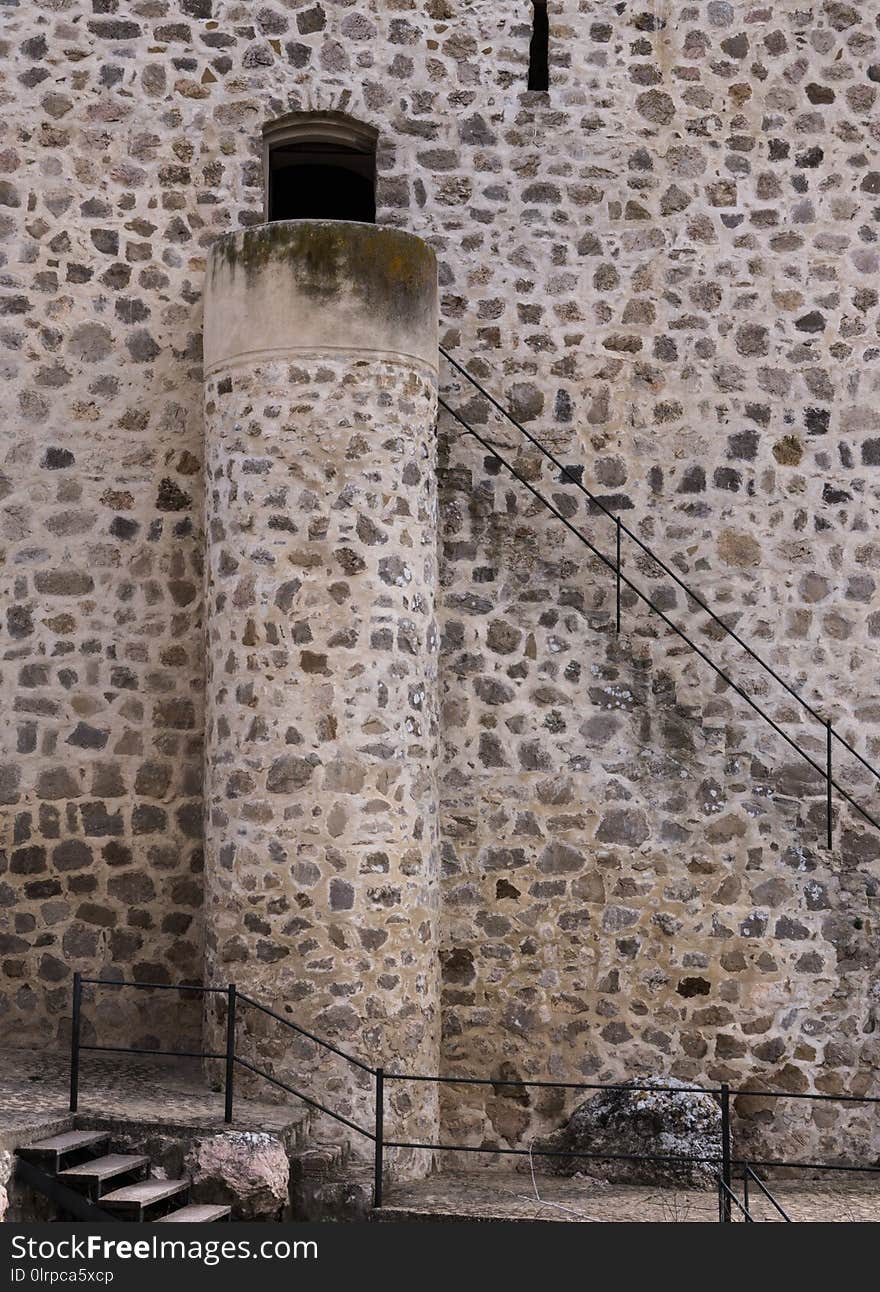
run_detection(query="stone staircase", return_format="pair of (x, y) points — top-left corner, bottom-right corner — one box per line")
(16, 1130), (230, 1223)
(2, 1048), (382, 1222)
(11, 1121), (375, 1223)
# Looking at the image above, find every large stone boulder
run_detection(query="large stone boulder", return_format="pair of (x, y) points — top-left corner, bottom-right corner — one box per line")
(0, 1151), (11, 1223)
(0, 1147), (54, 1223)
(534, 1076), (721, 1189)
(184, 1132), (289, 1220)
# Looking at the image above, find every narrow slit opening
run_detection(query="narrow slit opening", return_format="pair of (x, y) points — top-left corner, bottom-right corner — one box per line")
(528, 1), (550, 91)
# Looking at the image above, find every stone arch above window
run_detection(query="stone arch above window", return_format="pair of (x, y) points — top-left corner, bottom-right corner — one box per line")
(262, 110), (379, 224)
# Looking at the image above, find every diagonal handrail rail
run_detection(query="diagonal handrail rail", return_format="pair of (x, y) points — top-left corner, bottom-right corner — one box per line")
(438, 348), (880, 840)
(236, 990), (376, 1075)
(743, 1164), (792, 1222)
(69, 974), (377, 1141)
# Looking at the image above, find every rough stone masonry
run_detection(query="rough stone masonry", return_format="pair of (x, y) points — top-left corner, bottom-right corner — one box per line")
(1, 0), (880, 1169)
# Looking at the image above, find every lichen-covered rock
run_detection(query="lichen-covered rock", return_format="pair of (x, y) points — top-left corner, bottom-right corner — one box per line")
(534, 1078), (721, 1189)
(184, 1132), (289, 1221)
(0, 1151), (10, 1223)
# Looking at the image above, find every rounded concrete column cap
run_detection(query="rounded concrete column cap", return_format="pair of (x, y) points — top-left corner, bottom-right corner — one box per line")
(205, 220), (438, 374)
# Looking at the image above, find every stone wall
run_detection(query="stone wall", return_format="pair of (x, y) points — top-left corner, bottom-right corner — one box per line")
(423, 0), (880, 1160)
(0, 0), (214, 1049)
(1, 0), (879, 1162)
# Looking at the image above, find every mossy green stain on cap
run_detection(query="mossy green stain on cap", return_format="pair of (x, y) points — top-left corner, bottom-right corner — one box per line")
(205, 220), (438, 370)
(210, 220), (436, 320)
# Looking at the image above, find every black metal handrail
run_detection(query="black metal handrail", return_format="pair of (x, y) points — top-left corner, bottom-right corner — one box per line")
(68, 974), (377, 1146)
(233, 1055), (375, 1142)
(439, 347), (880, 842)
(716, 1164), (793, 1222)
(69, 977), (880, 1223)
(743, 1164), (792, 1222)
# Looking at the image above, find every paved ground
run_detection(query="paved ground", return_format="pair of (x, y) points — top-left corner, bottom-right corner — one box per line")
(379, 1170), (880, 1223)
(0, 1048), (308, 1150)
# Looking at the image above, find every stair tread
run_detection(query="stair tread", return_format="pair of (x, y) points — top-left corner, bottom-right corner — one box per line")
(58, 1154), (150, 1182)
(101, 1179), (189, 1206)
(19, 1130), (109, 1156)
(155, 1204), (231, 1223)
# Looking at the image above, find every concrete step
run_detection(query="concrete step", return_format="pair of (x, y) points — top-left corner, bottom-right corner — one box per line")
(18, 1131), (110, 1172)
(155, 1204), (232, 1224)
(58, 1154), (150, 1199)
(101, 1178), (189, 1218)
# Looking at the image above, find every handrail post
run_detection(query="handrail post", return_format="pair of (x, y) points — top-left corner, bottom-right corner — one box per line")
(720, 1083), (732, 1222)
(826, 719), (833, 851)
(224, 983), (236, 1124)
(743, 1163), (750, 1219)
(615, 517), (622, 634)
(373, 1066), (384, 1209)
(69, 971), (82, 1113)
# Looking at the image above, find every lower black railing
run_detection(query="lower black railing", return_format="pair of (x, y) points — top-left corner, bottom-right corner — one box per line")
(69, 975), (880, 1222)
(69, 974), (379, 1145)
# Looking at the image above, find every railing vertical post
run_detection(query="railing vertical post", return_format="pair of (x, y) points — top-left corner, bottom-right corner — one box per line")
(69, 971), (82, 1113)
(224, 983), (236, 1125)
(615, 517), (622, 634)
(743, 1164), (750, 1219)
(373, 1066), (384, 1209)
(720, 1082), (732, 1223)
(826, 719), (833, 851)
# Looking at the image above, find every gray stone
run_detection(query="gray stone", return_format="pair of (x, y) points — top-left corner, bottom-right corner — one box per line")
(266, 754), (318, 792)
(535, 1077), (721, 1187)
(596, 809), (650, 847)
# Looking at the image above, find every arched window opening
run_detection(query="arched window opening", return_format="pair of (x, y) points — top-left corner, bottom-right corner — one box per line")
(528, 1), (550, 91)
(263, 111), (378, 224)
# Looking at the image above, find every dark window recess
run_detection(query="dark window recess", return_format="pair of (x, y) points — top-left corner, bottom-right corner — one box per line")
(267, 143), (376, 223)
(528, 1), (550, 91)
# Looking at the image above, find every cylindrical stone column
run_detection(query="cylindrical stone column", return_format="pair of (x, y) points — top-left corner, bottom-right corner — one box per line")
(202, 221), (440, 1167)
